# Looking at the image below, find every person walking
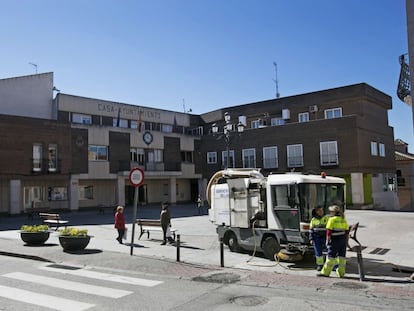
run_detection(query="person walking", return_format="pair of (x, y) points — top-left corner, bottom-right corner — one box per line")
(318, 205), (349, 277)
(160, 201), (172, 245)
(114, 205), (126, 244)
(309, 205), (329, 271)
(197, 195), (203, 215)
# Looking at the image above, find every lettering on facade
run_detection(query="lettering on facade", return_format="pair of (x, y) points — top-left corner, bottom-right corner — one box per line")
(97, 103), (161, 121)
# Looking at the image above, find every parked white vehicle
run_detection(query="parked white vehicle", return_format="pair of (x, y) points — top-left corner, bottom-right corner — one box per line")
(207, 169), (346, 260)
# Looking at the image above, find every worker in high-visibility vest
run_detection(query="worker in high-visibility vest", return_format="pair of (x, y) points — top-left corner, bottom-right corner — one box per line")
(318, 205), (349, 277)
(309, 205), (329, 271)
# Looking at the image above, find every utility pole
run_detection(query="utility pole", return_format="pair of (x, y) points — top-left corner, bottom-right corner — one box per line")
(273, 62), (280, 98)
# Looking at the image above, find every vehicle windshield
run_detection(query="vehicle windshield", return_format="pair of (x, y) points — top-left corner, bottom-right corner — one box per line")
(298, 183), (345, 222)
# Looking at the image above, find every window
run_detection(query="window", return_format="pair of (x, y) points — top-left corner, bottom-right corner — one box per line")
(48, 144), (58, 172)
(33, 143), (42, 172)
(320, 141), (338, 165)
(130, 148), (145, 165)
(181, 151), (193, 163)
(207, 152), (217, 164)
(251, 120), (260, 129)
(113, 118), (128, 128)
(371, 141), (378, 156)
(222, 150), (235, 168)
(324, 108), (342, 119)
(24, 186), (43, 210)
(188, 126), (204, 137)
(79, 185), (94, 200)
(72, 113), (92, 124)
(162, 124), (173, 133)
(379, 143), (385, 157)
(251, 119), (266, 129)
(148, 149), (163, 163)
(263, 146), (278, 169)
(287, 144), (303, 167)
(48, 187), (67, 201)
(271, 118), (285, 126)
(298, 112), (309, 123)
(396, 169), (405, 187)
(88, 145), (108, 161)
(242, 148), (256, 168)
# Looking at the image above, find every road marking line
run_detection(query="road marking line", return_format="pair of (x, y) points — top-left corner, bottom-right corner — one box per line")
(0, 284), (94, 311)
(3, 272), (132, 298)
(41, 265), (163, 286)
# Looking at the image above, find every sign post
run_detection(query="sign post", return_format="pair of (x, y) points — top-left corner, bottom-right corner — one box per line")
(129, 168), (144, 255)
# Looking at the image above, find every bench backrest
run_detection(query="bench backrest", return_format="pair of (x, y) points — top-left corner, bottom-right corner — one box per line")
(39, 213), (60, 220)
(136, 219), (161, 226)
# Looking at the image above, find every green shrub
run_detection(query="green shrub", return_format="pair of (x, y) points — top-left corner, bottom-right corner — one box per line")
(59, 228), (88, 237)
(20, 224), (49, 232)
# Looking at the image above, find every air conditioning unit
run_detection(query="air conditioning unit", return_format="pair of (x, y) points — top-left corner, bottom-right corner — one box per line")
(309, 105), (318, 112)
(282, 109), (290, 120)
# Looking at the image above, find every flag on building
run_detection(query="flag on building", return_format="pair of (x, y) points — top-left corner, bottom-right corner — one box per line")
(116, 107), (121, 127)
(173, 114), (177, 132)
(138, 109), (142, 132)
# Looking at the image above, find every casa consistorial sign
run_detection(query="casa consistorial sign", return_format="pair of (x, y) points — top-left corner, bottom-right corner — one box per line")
(97, 103), (161, 121)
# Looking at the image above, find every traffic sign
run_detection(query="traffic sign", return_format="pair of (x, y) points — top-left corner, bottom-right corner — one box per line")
(129, 168), (144, 187)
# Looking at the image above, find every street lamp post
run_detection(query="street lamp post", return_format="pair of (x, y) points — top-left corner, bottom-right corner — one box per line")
(211, 112), (245, 169)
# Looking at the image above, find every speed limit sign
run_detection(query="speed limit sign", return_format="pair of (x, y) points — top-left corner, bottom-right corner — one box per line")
(129, 168), (144, 187)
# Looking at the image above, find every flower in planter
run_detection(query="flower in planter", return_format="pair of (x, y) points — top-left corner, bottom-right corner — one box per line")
(59, 228), (89, 237)
(21, 224), (50, 232)
(58, 228), (91, 251)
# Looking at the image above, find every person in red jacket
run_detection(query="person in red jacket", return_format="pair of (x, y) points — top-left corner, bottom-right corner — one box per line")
(114, 205), (126, 244)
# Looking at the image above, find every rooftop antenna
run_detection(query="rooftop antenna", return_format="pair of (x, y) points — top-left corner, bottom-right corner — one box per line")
(182, 98), (192, 113)
(29, 62), (38, 74)
(272, 62), (280, 98)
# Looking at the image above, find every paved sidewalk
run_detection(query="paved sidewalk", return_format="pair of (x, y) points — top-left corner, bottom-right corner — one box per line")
(0, 205), (413, 297)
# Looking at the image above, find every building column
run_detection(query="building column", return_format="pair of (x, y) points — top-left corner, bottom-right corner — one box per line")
(169, 177), (177, 204)
(69, 176), (79, 211)
(116, 176), (125, 207)
(351, 172), (364, 207)
(9, 179), (21, 215)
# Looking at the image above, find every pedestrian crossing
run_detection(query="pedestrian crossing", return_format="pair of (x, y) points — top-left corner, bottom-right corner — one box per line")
(0, 264), (164, 311)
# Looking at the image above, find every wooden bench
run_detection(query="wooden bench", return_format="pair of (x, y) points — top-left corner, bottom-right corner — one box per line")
(39, 213), (69, 230)
(136, 219), (176, 241)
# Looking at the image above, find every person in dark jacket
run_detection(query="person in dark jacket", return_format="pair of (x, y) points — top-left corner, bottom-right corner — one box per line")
(114, 205), (126, 244)
(160, 202), (171, 245)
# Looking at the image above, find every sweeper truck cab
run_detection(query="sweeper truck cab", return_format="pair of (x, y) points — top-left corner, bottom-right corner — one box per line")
(207, 169), (346, 260)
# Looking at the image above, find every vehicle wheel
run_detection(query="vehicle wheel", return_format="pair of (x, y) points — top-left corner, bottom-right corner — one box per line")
(227, 232), (240, 252)
(262, 236), (280, 261)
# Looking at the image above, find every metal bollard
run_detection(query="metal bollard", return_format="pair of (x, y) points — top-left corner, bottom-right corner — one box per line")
(355, 245), (365, 281)
(176, 234), (180, 262)
(220, 238), (224, 267)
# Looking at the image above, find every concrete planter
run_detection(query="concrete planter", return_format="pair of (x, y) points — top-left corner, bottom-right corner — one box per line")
(20, 231), (50, 245)
(59, 235), (91, 251)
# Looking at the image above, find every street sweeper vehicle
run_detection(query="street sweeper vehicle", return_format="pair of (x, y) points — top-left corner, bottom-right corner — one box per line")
(207, 169), (346, 261)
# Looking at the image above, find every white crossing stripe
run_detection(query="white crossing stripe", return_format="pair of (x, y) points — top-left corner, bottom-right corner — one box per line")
(0, 284), (94, 311)
(41, 265), (163, 286)
(3, 272), (132, 298)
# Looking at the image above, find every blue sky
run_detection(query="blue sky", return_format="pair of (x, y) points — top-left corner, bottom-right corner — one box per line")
(0, 1), (412, 150)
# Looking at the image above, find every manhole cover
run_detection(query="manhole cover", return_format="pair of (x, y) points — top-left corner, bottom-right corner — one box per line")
(230, 295), (268, 306)
(192, 272), (240, 284)
(333, 281), (368, 290)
